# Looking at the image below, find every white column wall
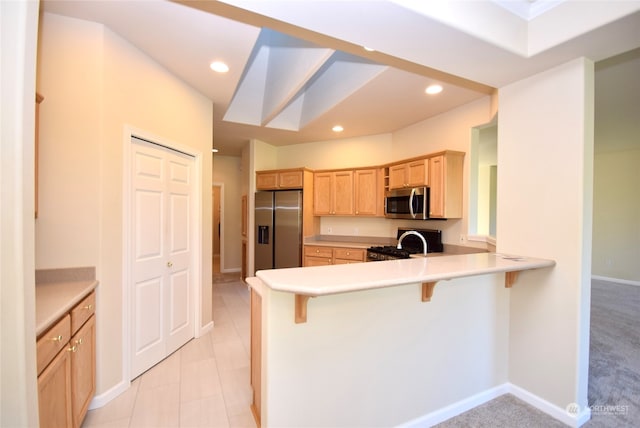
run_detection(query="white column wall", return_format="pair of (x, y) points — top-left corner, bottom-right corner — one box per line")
(498, 58), (593, 418)
(0, 1), (40, 425)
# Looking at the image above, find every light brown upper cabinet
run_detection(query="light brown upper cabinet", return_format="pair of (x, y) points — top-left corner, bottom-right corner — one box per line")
(428, 152), (465, 219)
(354, 168), (382, 216)
(313, 170), (354, 216)
(256, 168), (304, 190)
(388, 158), (429, 190)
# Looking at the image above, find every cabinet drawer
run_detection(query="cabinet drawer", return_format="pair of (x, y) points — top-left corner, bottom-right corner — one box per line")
(304, 246), (333, 258)
(37, 314), (71, 375)
(304, 256), (333, 267)
(71, 292), (95, 334)
(333, 248), (365, 261)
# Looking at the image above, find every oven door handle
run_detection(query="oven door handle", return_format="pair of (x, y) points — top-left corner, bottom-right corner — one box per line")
(409, 188), (417, 219)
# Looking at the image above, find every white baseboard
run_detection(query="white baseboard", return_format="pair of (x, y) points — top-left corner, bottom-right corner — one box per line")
(88, 378), (130, 410)
(198, 320), (214, 337)
(398, 383), (591, 428)
(508, 383), (590, 427)
(398, 384), (510, 427)
(220, 267), (241, 273)
(591, 275), (640, 287)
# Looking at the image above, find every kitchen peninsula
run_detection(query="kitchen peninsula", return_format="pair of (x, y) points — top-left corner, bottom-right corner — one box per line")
(246, 253), (554, 427)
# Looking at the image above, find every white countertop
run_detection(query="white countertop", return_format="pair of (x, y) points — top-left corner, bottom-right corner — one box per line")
(254, 253), (555, 296)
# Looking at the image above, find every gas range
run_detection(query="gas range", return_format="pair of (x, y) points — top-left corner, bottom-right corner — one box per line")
(366, 246), (413, 261)
(366, 228), (443, 261)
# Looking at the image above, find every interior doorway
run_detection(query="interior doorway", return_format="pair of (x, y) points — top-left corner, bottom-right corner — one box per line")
(212, 184), (222, 273)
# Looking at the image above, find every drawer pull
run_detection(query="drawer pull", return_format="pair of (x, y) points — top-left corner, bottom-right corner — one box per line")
(84, 304), (93, 310)
(67, 345), (77, 353)
(75, 338), (84, 345)
(50, 335), (63, 342)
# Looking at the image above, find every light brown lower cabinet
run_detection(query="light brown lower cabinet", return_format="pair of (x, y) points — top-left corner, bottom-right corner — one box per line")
(250, 288), (262, 427)
(37, 292), (96, 428)
(38, 342), (73, 428)
(303, 245), (366, 266)
(70, 315), (96, 428)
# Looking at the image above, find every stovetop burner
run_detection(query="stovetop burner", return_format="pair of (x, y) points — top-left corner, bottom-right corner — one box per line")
(366, 228), (444, 261)
(366, 246), (412, 261)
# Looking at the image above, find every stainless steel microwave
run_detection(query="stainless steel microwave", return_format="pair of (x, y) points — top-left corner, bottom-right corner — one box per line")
(384, 187), (430, 219)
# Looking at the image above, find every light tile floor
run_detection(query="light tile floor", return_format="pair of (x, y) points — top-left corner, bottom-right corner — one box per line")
(82, 273), (257, 428)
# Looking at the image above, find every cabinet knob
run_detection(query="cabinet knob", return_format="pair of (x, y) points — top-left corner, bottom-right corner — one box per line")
(84, 304), (93, 310)
(50, 335), (63, 342)
(167, 261), (173, 268)
(67, 345), (77, 353)
(75, 338), (84, 345)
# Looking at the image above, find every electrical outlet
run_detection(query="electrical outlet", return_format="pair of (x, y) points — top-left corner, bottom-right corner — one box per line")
(327, 227), (332, 234)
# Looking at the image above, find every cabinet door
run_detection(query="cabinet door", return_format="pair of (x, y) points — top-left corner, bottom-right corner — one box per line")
(407, 159), (429, 187)
(388, 164), (407, 189)
(313, 172), (333, 215)
(278, 170), (303, 189)
(333, 171), (354, 215)
(256, 172), (279, 190)
(429, 155), (445, 218)
(71, 315), (96, 428)
(38, 346), (73, 428)
(354, 169), (378, 216)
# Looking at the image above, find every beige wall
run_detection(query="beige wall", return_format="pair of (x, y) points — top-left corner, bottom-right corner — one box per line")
(213, 155), (243, 272)
(499, 58), (593, 419)
(251, 98), (493, 244)
(592, 148), (640, 281)
(36, 12), (213, 397)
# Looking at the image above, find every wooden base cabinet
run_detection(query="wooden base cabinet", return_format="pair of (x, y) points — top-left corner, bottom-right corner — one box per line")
(38, 343), (73, 428)
(70, 315), (96, 428)
(303, 245), (366, 266)
(37, 291), (96, 428)
(250, 289), (262, 427)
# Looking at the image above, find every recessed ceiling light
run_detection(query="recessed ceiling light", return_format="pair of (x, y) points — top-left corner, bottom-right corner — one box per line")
(211, 148), (219, 153)
(425, 84), (443, 95)
(364, 46), (375, 52)
(332, 125), (344, 132)
(210, 61), (229, 73)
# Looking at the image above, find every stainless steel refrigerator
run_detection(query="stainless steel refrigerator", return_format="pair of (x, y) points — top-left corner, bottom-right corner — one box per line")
(254, 190), (303, 271)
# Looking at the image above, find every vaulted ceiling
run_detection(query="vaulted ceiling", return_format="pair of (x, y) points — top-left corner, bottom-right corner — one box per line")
(41, 0), (640, 155)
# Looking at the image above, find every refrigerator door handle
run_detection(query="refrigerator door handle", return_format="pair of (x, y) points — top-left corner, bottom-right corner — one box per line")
(258, 225), (269, 244)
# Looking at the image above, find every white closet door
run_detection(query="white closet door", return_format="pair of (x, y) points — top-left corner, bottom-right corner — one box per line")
(131, 138), (194, 378)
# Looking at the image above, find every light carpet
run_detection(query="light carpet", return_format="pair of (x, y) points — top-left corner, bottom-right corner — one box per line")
(436, 279), (639, 427)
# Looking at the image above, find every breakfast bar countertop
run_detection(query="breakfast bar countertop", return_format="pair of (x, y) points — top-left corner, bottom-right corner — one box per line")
(254, 252), (555, 297)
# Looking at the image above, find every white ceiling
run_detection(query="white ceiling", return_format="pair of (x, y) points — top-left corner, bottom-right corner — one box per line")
(40, 0), (640, 156)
